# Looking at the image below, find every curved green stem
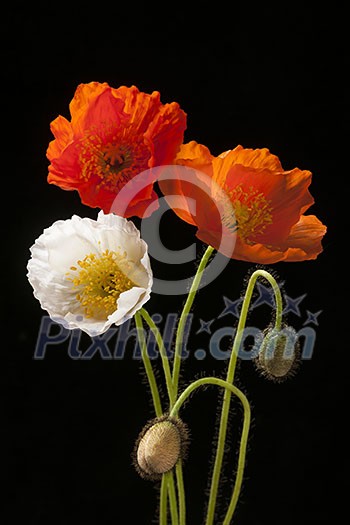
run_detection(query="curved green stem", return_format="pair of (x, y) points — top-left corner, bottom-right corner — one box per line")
(135, 312), (179, 524)
(138, 309), (179, 523)
(205, 269), (283, 525)
(170, 377), (249, 419)
(140, 308), (175, 407)
(135, 311), (162, 417)
(172, 245), (215, 399)
(170, 376), (251, 523)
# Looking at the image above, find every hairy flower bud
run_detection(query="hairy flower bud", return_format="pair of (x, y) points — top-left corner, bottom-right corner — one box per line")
(133, 416), (189, 480)
(255, 325), (300, 382)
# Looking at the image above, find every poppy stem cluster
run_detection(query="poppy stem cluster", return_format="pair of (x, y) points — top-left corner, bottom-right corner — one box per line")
(135, 260), (288, 525)
(27, 81), (326, 524)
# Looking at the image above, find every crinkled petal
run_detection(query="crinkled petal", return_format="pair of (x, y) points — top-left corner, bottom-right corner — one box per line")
(69, 82), (110, 132)
(279, 214), (327, 261)
(222, 164), (314, 243)
(212, 146), (283, 188)
(46, 82), (186, 218)
(214, 215), (327, 263)
(27, 212), (153, 336)
(47, 116), (73, 160)
(146, 103), (187, 166)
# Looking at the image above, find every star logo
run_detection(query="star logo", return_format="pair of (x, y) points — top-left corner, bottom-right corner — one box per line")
(196, 319), (214, 334)
(251, 282), (277, 309)
(303, 310), (322, 326)
(218, 297), (243, 319)
(283, 294), (307, 316)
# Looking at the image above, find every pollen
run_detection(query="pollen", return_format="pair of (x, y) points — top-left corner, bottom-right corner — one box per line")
(225, 184), (273, 242)
(67, 249), (135, 320)
(78, 125), (151, 192)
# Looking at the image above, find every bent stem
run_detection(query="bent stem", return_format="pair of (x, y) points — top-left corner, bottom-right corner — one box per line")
(134, 311), (178, 525)
(170, 376), (251, 523)
(205, 269), (283, 525)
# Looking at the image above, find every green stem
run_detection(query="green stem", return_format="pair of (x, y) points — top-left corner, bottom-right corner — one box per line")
(205, 269), (283, 525)
(175, 461), (186, 525)
(170, 377), (249, 419)
(170, 376), (251, 523)
(134, 311), (162, 417)
(140, 308), (175, 407)
(170, 245), (215, 525)
(166, 472), (179, 525)
(135, 312), (179, 524)
(172, 245), (215, 399)
(159, 476), (168, 525)
(222, 391), (250, 525)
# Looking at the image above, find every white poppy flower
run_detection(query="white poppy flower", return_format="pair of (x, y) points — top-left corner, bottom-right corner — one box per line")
(27, 211), (153, 336)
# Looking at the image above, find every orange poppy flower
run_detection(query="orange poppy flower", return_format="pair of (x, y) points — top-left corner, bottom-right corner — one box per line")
(159, 141), (327, 263)
(47, 82), (187, 218)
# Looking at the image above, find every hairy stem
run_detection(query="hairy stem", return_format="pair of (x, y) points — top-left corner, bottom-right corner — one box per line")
(170, 376), (251, 523)
(135, 311), (162, 417)
(172, 245), (215, 398)
(135, 312), (179, 524)
(205, 269), (283, 525)
(176, 461), (186, 525)
(171, 244), (215, 525)
(140, 307), (175, 407)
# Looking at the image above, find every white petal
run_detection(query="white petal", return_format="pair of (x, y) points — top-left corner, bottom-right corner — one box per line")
(27, 212), (153, 336)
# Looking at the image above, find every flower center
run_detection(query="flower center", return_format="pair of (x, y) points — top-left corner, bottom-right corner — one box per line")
(68, 249), (135, 320)
(101, 142), (133, 174)
(79, 126), (151, 192)
(225, 184), (273, 242)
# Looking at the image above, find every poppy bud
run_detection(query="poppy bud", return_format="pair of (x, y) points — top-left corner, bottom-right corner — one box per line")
(133, 415), (189, 480)
(255, 325), (300, 382)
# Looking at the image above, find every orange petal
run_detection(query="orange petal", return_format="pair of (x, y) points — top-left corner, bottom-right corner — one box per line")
(195, 231), (288, 263)
(48, 140), (81, 189)
(175, 141), (214, 177)
(145, 102), (187, 166)
(158, 141), (214, 225)
(280, 215), (327, 261)
(202, 215), (327, 263)
(114, 86), (162, 134)
(79, 89), (127, 134)
(46, 116), (73, 160)
(213, 146), (283, 186)
(47, 83), (186, 218)
(158, 164), (215, 226)
(69, 82), (110, 131)
(219, 163), (314, 244)
(158, 178), (197, 225)
(231, 239), (289, 263)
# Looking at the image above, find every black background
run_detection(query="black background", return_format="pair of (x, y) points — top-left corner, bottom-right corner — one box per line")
(2, 4), (344, 525)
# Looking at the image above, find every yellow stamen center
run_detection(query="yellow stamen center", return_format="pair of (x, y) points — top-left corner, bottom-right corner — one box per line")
(68, 249), (135, 320)
(79, 126), (151, 191)
(225, 184), (273, 242)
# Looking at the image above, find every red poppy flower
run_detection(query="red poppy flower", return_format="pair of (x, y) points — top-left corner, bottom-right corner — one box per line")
(47, 82), (187, 218)
(159, 141), (327, 263)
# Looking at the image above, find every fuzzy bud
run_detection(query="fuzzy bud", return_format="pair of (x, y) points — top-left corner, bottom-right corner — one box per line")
(133, 415), (189, 480)
(255, 325), (300, 382)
